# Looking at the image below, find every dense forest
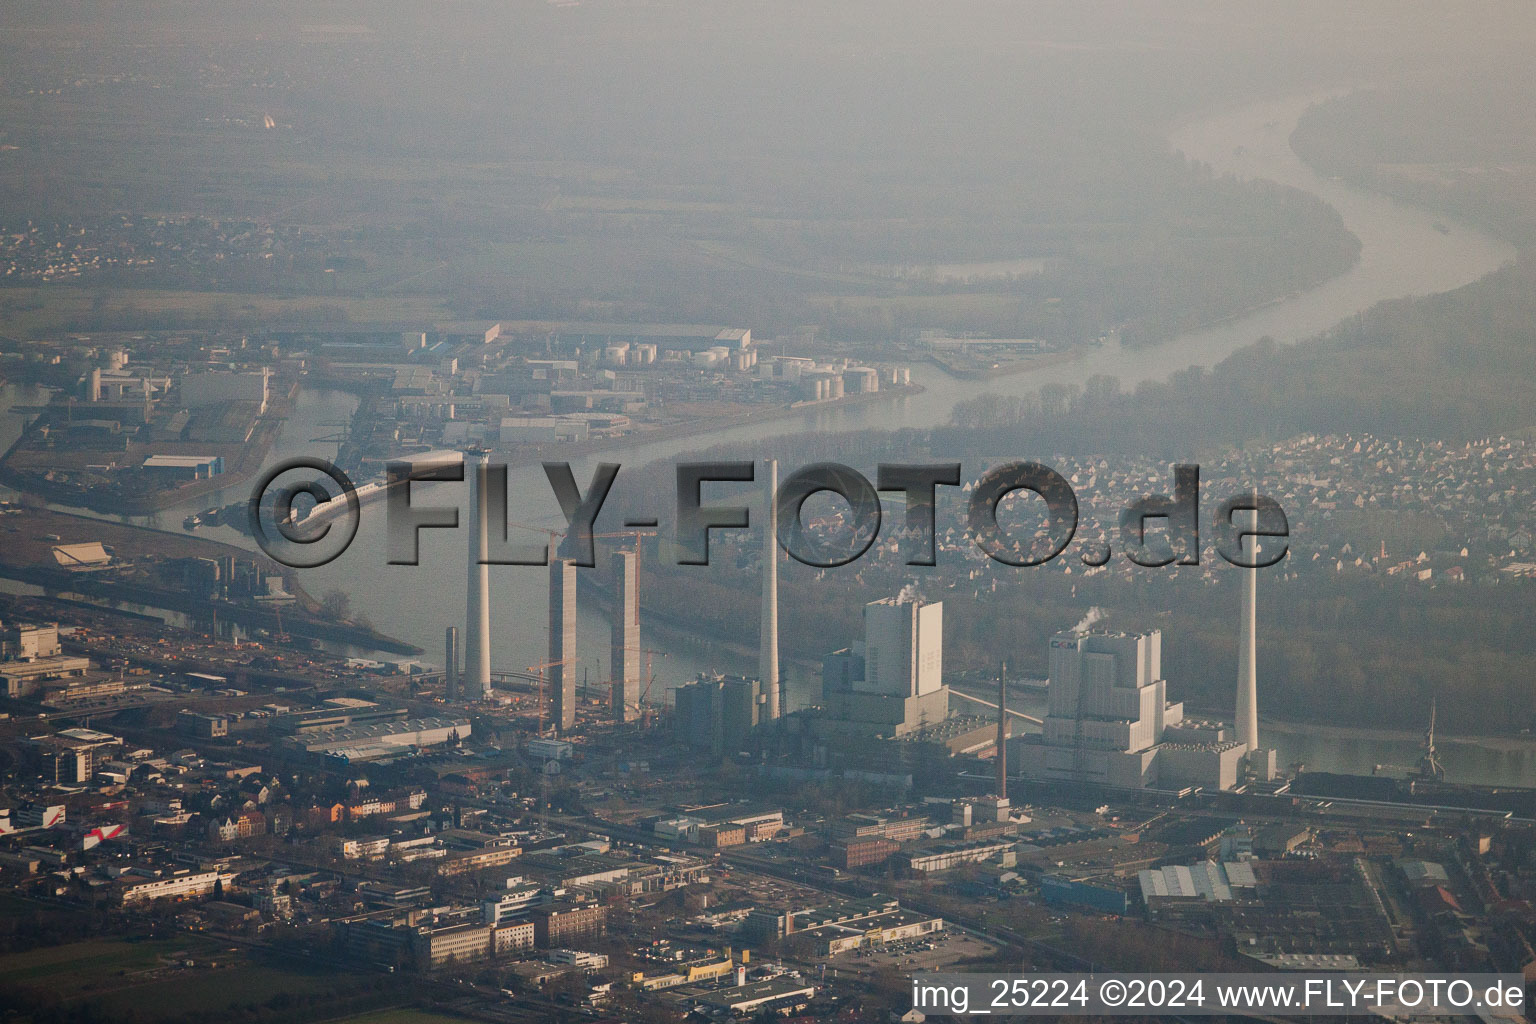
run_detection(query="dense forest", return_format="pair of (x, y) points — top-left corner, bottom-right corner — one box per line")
(942, 258), (1536, 454)
(1292, 79), (1536, 248)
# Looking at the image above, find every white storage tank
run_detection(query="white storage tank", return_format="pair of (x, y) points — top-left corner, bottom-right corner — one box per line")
(845, 367), (880, 393)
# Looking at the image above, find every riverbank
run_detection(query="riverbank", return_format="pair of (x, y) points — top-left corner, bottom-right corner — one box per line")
(0, 507), (421, 655)
(1177, 701), (1536, 749)
(1262, 715), (1536, 754)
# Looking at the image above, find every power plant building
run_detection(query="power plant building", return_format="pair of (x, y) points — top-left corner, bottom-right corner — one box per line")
(673, 673), (765, 756)
(1011, 629), (1246, 791)
(863, 596), (944, 698)
(815, 595), (951, 739)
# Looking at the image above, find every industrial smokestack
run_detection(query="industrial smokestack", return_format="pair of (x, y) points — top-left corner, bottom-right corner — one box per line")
(445, 625), (459, 701)
(1235, 498), (1259, 753)
(996, 660), (1008, 800)
(464, 451), (491, 700)
(611, 549), (640, 723)
(549, 557), (577, 734)
(760, 458), (781, 720)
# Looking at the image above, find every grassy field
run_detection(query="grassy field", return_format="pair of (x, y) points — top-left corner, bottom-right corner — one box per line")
(0, 936), (221, 983)
(0, 936), (382, 1022)
(82, 960), (352, 1019)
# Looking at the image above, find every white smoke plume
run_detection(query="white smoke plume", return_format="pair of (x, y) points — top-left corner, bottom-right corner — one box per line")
(896, 582), (921, 604)
(1072, 606), (1104, 632)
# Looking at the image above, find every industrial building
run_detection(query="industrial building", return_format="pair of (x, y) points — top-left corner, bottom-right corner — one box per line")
(900, 840), (1015, 875)
(698, 978), (816, 1017)
(672, 673), (768, 756)
(526, 738), (574, 761)
(1, 643), (93, 698)
(763, 896), (944, 956)
(269, 700), (409, 734)
(1138, 860), (1259, 905)
(1040, 874), (1133, 915)
(177, 710), (228, 738)
(498, 415), (589, 444)
(437, 846), (521, 876)
(815, 594), (951, 739)
(830, 812), (934, 843)
(832, 836), (901, 869)
(141, 454), (225, 480)
(437, 321), (502, 346)
(50, 543), (112, 570)
(179, 368), (271, 413)
(1010, 629), (1246, 791)
(553, 323), (751, 355)
(280, 716), (471, 762)
(118, 868), (237, 905)
(2, 622), (61, 660)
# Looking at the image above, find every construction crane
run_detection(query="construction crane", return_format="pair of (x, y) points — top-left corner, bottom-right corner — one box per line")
(1373, 698), (1446, 782)
(611, 646), (667, 727)
(1417, 697), (1446, 781)
(636, 650), (669, 729)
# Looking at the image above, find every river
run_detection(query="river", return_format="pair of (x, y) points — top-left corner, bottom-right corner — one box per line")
(1, 93), (1526, 784)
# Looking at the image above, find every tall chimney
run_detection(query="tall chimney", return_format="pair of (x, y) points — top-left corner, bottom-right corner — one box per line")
(464, 451), (491, 700)
(445, 625), (459, 701)
(549, 557), (578, 734)
(611, 549), (640, 723)
(760, 458), (781, 720)
(996, 660), (1008, 800)
(1235, 498), (1259, 753)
